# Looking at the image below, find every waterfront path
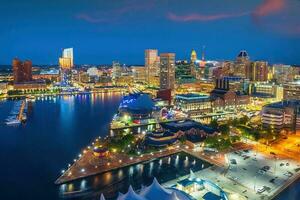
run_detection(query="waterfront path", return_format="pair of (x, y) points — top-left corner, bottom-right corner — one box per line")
(55, 147), (181, 184)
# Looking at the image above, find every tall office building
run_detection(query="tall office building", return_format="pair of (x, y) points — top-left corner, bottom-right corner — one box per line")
(12, 58), (32, 83)
(234, 50), (251, 78)
(160, 53), (175, 90)
(250, 61), (268, 81)
(145, 49), (160, 86)
(59, 48), (74, 69)
(112, 61), (122, 80)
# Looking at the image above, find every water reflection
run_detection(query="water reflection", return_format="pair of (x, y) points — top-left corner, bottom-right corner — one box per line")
(59, 152), (212, 200)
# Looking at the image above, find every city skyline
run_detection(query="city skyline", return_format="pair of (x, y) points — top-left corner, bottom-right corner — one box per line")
(1, 0), (300, 65)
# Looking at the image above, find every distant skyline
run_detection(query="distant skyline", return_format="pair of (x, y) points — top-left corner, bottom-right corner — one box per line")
(1, 0), (300, 65)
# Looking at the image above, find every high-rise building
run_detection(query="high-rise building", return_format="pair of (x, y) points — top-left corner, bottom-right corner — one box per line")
(145, 49), (160, 86)
(234, 50), (251, 78)
(250, 61), (268, 81)
(59, 48), (74, 69)
(12, 58), (32, 83)
(112, 61), (122, 81)
(271, 64), (299, 83)
(160, 53), (175, 90)
(132, 66), (146, 83)
(190, 49), (197, 63)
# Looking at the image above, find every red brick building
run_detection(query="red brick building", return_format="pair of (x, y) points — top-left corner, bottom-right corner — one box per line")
(210, 79), (250, 111)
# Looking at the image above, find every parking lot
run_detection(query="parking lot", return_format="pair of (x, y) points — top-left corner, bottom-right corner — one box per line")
(225, 150), (300, 198)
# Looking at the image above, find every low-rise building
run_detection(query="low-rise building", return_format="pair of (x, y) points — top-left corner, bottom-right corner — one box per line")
(174, 93), (212, 119)
(210, 79), (250, 111)
(283, 82), (300, 100)
(13, 80), (47, 90)
(262, 100), (300, 131)
(251, 82), (284, 101)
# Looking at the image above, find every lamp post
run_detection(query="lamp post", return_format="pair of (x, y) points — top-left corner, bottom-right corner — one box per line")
(254, 176), (256, 192)
(274, 155), (277, 175)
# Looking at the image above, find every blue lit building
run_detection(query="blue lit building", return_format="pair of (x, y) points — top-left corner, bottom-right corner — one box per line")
(119, 93), (155, 119)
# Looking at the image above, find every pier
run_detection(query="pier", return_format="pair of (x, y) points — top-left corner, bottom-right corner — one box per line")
(55, 146), (181, 184)
(5, 100), (27, 125)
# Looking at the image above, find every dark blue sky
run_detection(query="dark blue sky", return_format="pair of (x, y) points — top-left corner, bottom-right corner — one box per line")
(0, 0), (300, 65)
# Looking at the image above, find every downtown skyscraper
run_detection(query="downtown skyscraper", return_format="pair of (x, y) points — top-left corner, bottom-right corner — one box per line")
(145, 49), (160, 87)
(59, 48), (74, 70)
(160, 53), (175, 90)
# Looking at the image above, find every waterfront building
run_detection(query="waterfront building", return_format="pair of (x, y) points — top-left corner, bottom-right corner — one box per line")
(174, 93), (212, 119)
(115, 76), (134, 86)
(132, 66), (146, 83)
(59, 48), (74, 70)
(176, 170), (229, 200)
(118, 93), (155, 120)
(13, 80), (47, 90)
(262, 100), (300, 131)
(161, 120), (218, 142)
(283, 82), (300, 100)
(145, 130), (178, 147)
(145, 49), (160, 87)
(156, 89), (172, 105)
(33, 68), (60, 82)
(210, 79), (250, 111)
(0, 82), (8, 94)
(12, 58), (32, 83)
(160, 53), (175, 90)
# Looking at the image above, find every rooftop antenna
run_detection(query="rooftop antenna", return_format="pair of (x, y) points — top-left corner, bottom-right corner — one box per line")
(202, 45), (206, 61)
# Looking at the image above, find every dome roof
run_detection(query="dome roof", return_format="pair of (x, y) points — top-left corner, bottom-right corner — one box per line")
(119, 93), (154, 112)
(191, 49), (197, 56)
(237, 50), (249, 58)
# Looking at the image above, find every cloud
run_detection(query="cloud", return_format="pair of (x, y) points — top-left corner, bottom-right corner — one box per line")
(253, 0), (285, 17)
(167, 11), (250, 22)
(76, 13), (112, 23)
(167, 0), (286, 23)
(76, 1), (155, 24)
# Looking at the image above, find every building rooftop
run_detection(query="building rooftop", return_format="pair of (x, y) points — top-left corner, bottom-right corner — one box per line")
(265, 100), (300, 109)
(161, 120), (217, 135)
(176, 93), (210, 100)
